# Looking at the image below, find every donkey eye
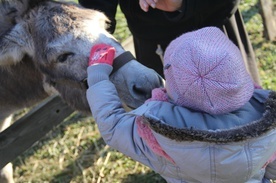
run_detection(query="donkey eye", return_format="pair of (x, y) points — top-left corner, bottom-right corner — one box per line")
(57, 52), (74, 63)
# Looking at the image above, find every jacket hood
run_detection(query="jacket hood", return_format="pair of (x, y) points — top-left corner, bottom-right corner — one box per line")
(142, 91), (276, 143)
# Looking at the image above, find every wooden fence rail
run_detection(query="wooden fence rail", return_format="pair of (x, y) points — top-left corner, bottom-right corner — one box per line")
(0, 95), (74, 169)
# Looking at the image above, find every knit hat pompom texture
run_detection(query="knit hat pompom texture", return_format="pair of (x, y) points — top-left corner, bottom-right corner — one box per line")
(164, 27), (254, 115)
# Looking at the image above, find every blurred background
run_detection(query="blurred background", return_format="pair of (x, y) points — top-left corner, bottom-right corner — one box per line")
(12, 0), (275, 182)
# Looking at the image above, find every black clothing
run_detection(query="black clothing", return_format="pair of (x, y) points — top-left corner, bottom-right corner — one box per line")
(79, 0), (261, 83)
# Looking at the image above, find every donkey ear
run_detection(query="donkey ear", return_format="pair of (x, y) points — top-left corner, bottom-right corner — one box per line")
(0, 22), (33, 66)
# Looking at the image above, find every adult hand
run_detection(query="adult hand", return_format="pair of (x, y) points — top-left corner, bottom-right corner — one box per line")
(139, 0), (183, 12)
(89, 44), (115, 66)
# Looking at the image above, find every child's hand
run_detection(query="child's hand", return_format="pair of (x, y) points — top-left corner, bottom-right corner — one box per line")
(89, 44), (115, 66)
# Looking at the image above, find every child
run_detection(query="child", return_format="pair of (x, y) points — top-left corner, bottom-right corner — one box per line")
(86, 27), (276, 183)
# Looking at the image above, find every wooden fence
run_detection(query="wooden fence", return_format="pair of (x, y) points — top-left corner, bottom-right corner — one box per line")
(0, 96), (74, 169)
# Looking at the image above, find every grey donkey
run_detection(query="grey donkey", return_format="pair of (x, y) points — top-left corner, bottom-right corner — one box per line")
(0, 0), (164, 182)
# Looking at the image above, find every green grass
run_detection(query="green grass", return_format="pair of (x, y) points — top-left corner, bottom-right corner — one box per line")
(239, 0), (276, 90)
(12, 1), (275, 182)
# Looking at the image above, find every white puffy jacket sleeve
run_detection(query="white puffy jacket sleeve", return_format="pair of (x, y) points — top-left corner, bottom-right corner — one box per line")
(86, 65), (162, 170)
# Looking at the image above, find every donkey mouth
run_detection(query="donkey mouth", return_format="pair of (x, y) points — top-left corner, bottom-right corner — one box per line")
(50, 78), (88, 90)
(81, 78), (88, 89)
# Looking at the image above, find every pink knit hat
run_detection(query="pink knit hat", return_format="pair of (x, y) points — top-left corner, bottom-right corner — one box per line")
(164, 27), (254, 115)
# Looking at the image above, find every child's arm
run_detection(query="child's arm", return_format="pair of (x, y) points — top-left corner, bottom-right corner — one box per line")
(86, 44), (130, 143)
(86, 44), (161, 169)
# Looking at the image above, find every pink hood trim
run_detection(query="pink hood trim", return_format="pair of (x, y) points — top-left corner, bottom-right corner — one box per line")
(136, 88), (175, 163)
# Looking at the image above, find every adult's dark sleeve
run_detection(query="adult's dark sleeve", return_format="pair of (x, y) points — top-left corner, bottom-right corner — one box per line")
(78, 0), (119, 33)
(165, 0), (240, 25)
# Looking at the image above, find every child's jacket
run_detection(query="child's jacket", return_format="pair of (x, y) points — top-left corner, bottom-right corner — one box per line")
(87, 66), (276, 183)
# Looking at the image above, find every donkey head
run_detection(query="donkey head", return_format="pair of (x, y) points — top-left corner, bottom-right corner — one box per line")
(0, 0), (164, 113)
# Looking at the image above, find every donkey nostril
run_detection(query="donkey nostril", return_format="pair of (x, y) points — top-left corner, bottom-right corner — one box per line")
(132, 84), (152, 99)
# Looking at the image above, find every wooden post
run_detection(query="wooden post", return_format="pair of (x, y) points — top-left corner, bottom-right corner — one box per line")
(0, 95), (74, 169)
(259, 0), (276, 41)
